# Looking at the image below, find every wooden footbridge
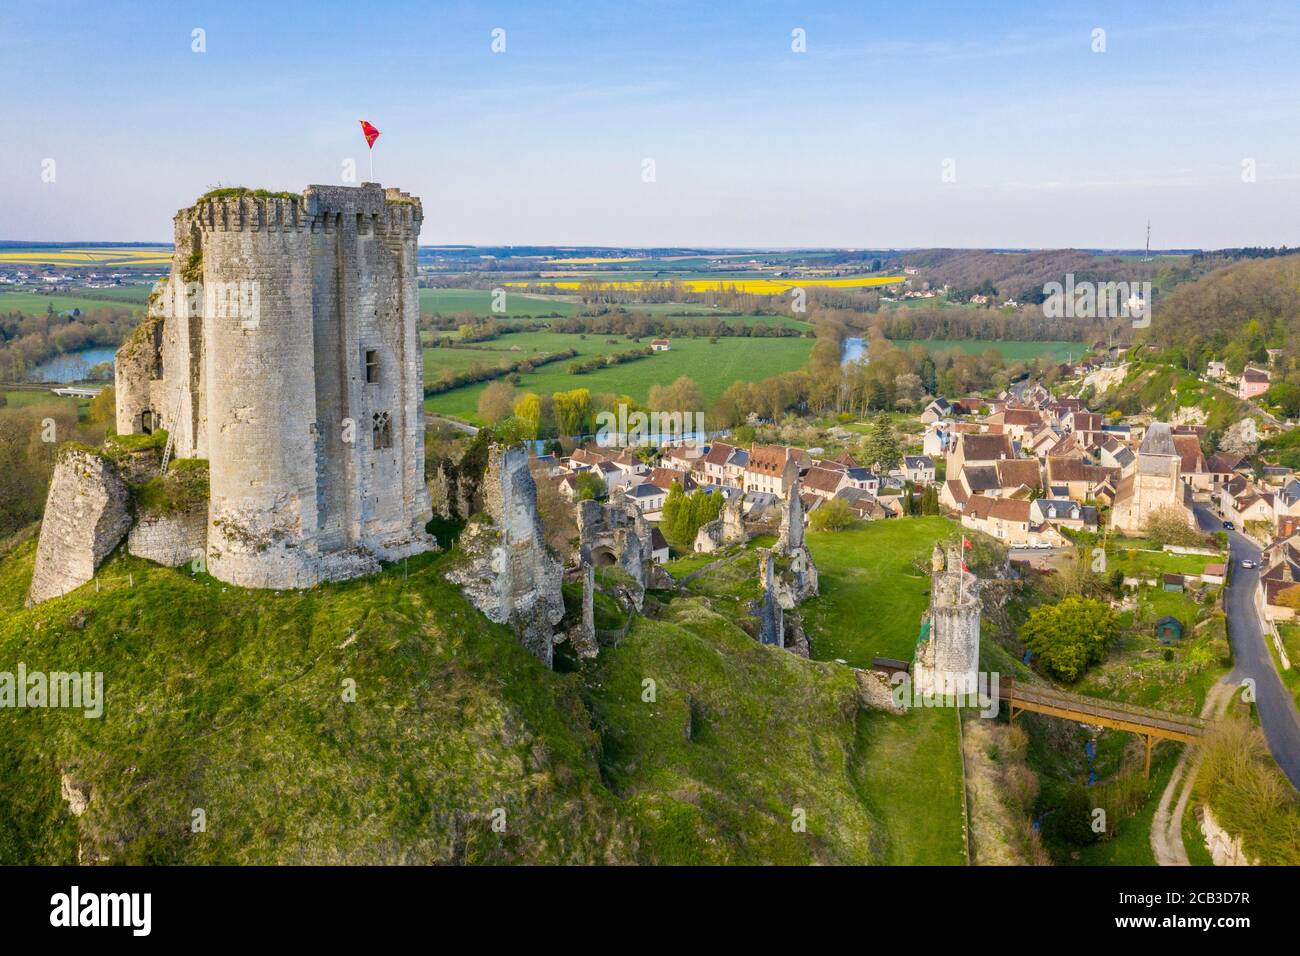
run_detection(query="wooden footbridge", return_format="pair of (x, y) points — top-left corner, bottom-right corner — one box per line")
(999, 678), (1209, 777)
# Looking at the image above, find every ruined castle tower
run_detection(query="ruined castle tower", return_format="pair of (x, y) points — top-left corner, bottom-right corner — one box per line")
(115, 184), (433, 588)
(914, 542), (981, 696)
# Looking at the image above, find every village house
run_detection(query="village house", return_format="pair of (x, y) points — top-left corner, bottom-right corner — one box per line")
(904, 455), (936, 484)
(922, 421), (953, 457)
(650, 338), (671, 352)
(1238, 365), (1270, 400)
(1200, 451), (1247, 493)
(921, 398), (954, 424)
(649, 527), (670, 564)
(625, 481), (668, 516)
(986, 407), (1048, 444)
(744, 444), (800, 496)
(962, 495), (1064, 548)
(947, 431), (1015, 474)
(1261, 535), (1300, 621)
(834, 487), (892, 520)
(1228, 487), (1276, 530)
(1097, 435), (1137, 476)
(843, 466), (880, 495)
(649, 466), (697, 494)
(1046, 456), (1119, 503)
(1030, 498), (1098, 532)
(701, 441), (746, 487)
(802, 465), (848, 500)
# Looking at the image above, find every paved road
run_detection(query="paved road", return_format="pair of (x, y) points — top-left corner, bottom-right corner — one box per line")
(1194, 504), (1300, 789)
(429, 415), (479, 436)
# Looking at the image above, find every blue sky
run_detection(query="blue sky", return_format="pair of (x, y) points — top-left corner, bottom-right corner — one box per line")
(2, 0), (1299, 247)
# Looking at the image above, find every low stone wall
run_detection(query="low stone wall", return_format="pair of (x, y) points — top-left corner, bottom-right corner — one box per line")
(128, 506), (207, 568)
(27, 447), (133, 606)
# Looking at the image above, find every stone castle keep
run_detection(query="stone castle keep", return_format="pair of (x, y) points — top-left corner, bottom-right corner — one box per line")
(29, 183), (434, 602)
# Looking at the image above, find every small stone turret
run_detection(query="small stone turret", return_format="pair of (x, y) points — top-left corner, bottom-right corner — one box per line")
(914, 542), (981, 696)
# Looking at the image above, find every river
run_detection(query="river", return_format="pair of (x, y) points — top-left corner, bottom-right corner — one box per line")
(841, 337), (866, 365)
(27, 347), (117, 384)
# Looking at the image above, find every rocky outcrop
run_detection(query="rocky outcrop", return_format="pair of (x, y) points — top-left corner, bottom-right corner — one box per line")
(854, 668), (906, 713)
(27, 447), (133, 607)
(1217, 417), (1259, 458)
(1198, 807), (1256, 866)
(445, 444), (565, 665)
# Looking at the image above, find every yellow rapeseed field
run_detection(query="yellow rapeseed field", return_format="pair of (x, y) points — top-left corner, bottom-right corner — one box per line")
(0, 248), (172, 266)
(505, 275), (905, 295)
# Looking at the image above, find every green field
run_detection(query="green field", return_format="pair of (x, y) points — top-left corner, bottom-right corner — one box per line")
(673, 521), (967, 864)
(0, 389), (84, 411)
(425, 330), (814, 423)
(0, 289), (148, 315)
(803, 517), (959, 667)
(419, 288), (578, 317)
(889, 339), (1082, 362)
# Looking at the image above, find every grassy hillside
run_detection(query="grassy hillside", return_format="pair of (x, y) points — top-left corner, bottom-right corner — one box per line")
(0, 526), (904, 864)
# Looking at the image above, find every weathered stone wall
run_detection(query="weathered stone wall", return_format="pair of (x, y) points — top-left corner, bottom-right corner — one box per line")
(693, 494), (746, 553)
(114, 313), (163, 438)
(128, 507), (207, 568)
(27, 448), (132, 606)
(445, 445), (565, 664)
(576, 496), (651, 608)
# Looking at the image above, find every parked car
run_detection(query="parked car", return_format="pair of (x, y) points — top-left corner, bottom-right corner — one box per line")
(1222, 520), (1235, 530)
(1241, 560), (1256, 570)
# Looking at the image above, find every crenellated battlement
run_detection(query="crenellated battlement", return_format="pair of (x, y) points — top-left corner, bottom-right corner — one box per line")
(174, 183), (422, 237)
(106, 180), (432, 595)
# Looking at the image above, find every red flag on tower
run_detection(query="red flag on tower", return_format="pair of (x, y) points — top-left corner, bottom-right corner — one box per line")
(962, 537), (972, 549)
(359, 120), (381, 149)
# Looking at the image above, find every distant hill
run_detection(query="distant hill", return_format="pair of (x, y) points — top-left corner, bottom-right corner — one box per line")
(1142, 253), (1300, 371)
(893, 249), (1202, 304)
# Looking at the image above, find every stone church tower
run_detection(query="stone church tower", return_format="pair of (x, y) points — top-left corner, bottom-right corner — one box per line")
(1108, 422), (1195, 533)
(114, 183), (433, 589)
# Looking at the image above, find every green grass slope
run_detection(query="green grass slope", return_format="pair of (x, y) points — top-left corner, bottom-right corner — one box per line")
(0, 530), (898, 864)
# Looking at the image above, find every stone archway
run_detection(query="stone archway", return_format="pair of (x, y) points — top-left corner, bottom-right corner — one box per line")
(139, 409), (157, 434)
(592, 546), (618, 567)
